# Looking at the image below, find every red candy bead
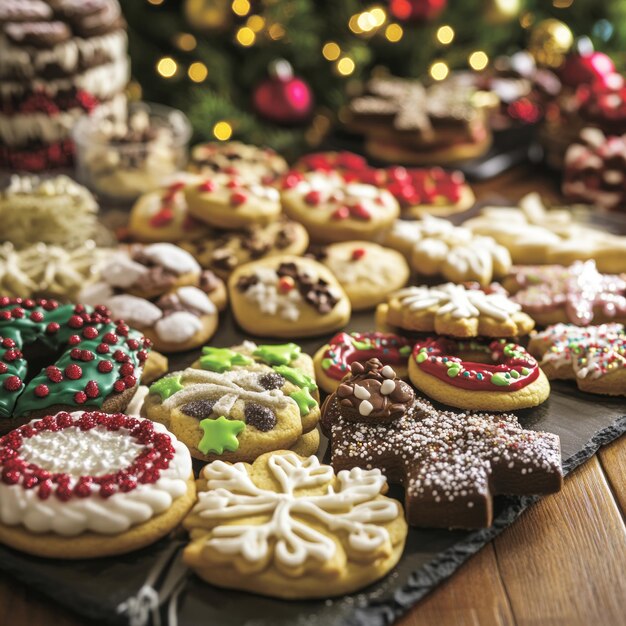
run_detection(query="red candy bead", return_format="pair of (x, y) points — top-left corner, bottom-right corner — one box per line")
(74, 391), (87, 404)
(230, 191), (247, 206)
(3, 376), (22, 392)
(34, 384), (49, 398)
(2, 338), (15, 348)
(123, 375), (137, 388)
(198, 180), (215, 192)
(103, 332), (118, 345)
(97, 343), (110, 354)
(120, 363), (135, 376)
(0, 363), (7, 374)
(83, 327), (99, 339)
(3, 349), (21, 362)
(85, 381), (99, 398)
(68, 334), (81, 345)
(113, 380), (126, 393)
(98, 360), (113, 373)
(30, 311), (44, 322)
(11, 308), (24, 319)
(126, 339), (139, 350)
(65, 364), (82, 380)
(351, 247), (366, 260)
(67, 315), (84, 329)
(331, 206), (350, 220)
(46, 322), (60, 334)
(149, 209), (174, 227)
(305, 190), (321, 206)
(46, 366), (63, 383)
(70, 348), (82, 360)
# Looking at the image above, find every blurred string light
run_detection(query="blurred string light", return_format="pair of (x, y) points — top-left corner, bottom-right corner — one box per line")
(593, 19), (614, 42)
(385, 23), (403, 42)
(147, 0), (164, 5)
(349, 5), (387, 36)
(175, 33), (197, 51)
(188, 61), (208, 82)
(322, 42), (341, 61)
(336, 57), (355, 76)
(469, 50), (489, 70)
(436, 25), (454, 45)
(247, 15), (265, 31)
(553, 0), (573, 7)
(232, 0), (250, 16)
(429, 60), (449, 81)
(157, 56), (177, 77)
(236, 26), (255, 46)
(268, 23), (285, 40)
(520, 12), (534, 29)
(213, 121), (233, 140)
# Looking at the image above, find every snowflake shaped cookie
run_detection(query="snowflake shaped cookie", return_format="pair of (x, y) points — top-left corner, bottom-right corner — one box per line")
(183, 451), (407, 598)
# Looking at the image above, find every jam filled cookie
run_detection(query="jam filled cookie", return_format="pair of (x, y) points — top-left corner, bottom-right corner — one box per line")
(378, 283), (535, 338)
(228, 256), (351, 338)
(408, 337), (550, 411)
(280, 171), (399, 243)
(528, 323), (626, 396)
(0, 411), (195, 558)
(321, 360), (563, 529)
(315, 241), (410, 311)
(183, 451), (407, 599)
(314, 331), (413, 393)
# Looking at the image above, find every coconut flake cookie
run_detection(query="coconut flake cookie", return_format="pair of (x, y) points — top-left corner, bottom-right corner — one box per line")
(0, 411), (195, 559)
(280, 171), (400, 243)
(378, 283), (535, 338)
(504, 260), (626, 326)
(321, 360), (563, 529)
(315, 241), (409, 311)
(408, 337), (550, 411)
(184, 173), (281, 230)
(528, 323), (626, 396)
(228, 256), (351, 338)
(143, 342), (321, 462)
(314, 331), (413, 393)
(183, 450), (406, 599)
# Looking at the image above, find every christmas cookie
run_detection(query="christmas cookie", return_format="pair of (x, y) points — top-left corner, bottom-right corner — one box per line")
(0, 411), (195, 558)
(280, 171), (400, 243)
(181, 217), (309, 280)
(0, 298), (152, 432)
(528, 323), (626, 396)
(143, 341), (321, 462)
(314, 331), (413, 393)
(504, 260), (626, 326)
(321, 360), (563, 529)
(183, 450), (407, 599)
(379, 283), (535, 338)
(408, 337), (550, 411)
(184, 173), (281, 229)
(187, 141), (288, 182)
(228, 256), (351, 338)
(315, 242), (409, 311)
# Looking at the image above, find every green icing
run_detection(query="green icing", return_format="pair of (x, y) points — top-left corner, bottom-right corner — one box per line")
(491, 372), (511, 386)
(415, 350), (428, 364)
(399, 345), (412, 356)
(198, 416), (245, 455)
(253, 343), (301, 366)
(290, 387), (317, 416)
(321, 357), (334, 370)
(200, 347), (252, 372)
(447, 366), (461, 378)
(149, 375), (184, 400)
(351, 339), (373, 351)
(273, 365), (318, 391)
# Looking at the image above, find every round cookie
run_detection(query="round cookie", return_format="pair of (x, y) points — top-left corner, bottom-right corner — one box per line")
(229, 255), (351, 338)
(314, 331), (413, 393)
(316, 241), (410, 311)
(408, 337), (550, 411)
(0, 411), (195, 559)
(184, 173), (281, 229)
(280, 171), (400, 243)
(183, 450), (407, 599)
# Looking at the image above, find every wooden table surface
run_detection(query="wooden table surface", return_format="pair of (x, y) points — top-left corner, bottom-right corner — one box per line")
(1, 165), (625, 626)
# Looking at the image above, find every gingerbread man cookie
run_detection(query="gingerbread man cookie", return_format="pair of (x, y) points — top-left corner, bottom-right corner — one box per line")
(321, 361), (563, 529)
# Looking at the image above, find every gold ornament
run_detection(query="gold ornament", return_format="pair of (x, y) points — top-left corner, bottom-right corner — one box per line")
(528, 18), (573, 68)
(184, 0), (231, 32)
(485, 0), (522, 25)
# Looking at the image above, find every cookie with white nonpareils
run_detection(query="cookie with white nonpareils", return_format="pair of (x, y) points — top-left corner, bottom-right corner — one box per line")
(504, 260), (626, 326)
(317, 241), (410, 311)
(184, 173), (281, 229)
(228, 255), (351, 338)
(379, 283), (535, 338)
(0, 411), (195, 558)
(183, 450), (407, 599)
(528, 323), (626, 396)
(321, 363), (563, 529)
(280, 171), (400, 243)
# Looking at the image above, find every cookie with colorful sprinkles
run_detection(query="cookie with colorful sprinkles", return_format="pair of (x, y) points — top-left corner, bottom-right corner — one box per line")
(408, 337), (550, 411)
(0, 411), (195, 559)
(321, 360), (563, 529)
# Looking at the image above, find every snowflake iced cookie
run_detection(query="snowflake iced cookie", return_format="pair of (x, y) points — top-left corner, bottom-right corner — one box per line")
(321, 362), (563, 529)
(143, 342), (321, 462)
(183, 451), (407, 598)
(383, 216), (512, 286)
(184, 172), (281, 229)
(528, 323), (626, 396)
(280, 171), (400, 243)
(0, 411), (195, 559)
(408, 337), (550, 411)
(315, 241), (409, 311)
(378, 283), (535, 338)
(503, 260), (626, 326)
(313, 331), (413, 393)
(228, 255), (351, 338)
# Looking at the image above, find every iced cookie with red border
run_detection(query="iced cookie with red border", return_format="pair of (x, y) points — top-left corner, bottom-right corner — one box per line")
(183, 450), (407, 599)
(184, 172), (281, 229)
(408, 337), (550, 411)
(315, 241), (409, 311)
(378, 283), (535, 338)
(313, 331), (413, 393)
(228, 255), (351, 338)
(280, 171), (399, 243)
(0, 411), (195, 559)
(528, 323), (626, 396)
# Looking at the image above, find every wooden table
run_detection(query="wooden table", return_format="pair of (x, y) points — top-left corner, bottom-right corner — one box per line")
(1, 166), (625, 626)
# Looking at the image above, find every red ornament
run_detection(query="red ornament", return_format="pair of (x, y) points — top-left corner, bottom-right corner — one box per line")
(389, 0), (447, 22)
(560, 38), (615, 88)
(252, 60), (313, 125)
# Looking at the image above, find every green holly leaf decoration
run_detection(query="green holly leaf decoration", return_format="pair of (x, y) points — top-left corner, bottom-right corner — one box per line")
(149, 375), (184, 400)
(253, 343), (301, 366)
(198, 416), (245, 455)
(289, 387), (318, 416)
(200, 347), (252, 372)
(274, 364), (317, 391)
